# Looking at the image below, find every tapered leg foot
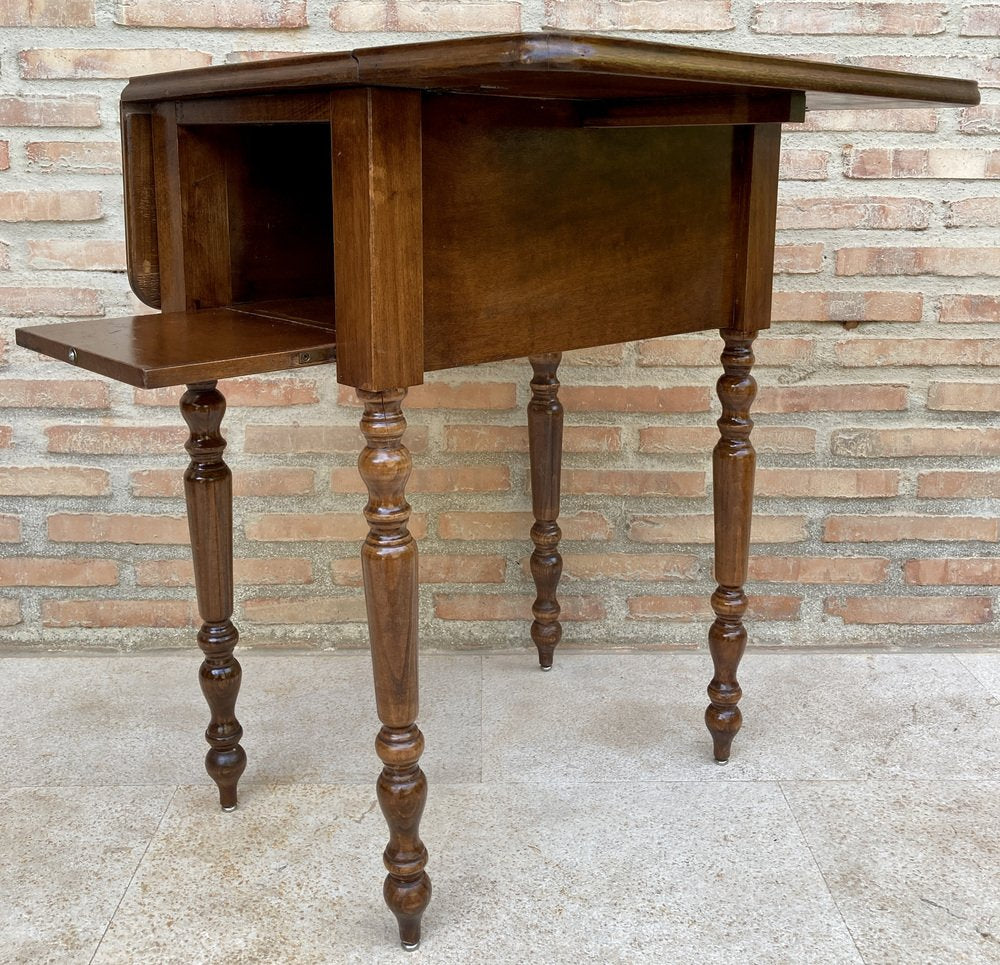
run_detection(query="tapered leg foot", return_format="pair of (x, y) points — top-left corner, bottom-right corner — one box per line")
(528, 354), (564, 669)
(181, 381), (246, 809)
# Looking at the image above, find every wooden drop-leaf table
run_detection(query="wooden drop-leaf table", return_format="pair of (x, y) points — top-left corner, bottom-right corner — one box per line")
(15, 33), (979, 951)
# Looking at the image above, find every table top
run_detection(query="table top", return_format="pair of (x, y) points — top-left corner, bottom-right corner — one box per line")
(121, 32), (979, 110)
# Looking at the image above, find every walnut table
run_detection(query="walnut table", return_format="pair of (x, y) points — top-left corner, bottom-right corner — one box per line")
(15, 33), (979, 951)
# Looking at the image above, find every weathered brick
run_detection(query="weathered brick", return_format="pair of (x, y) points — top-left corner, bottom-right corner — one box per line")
(332, 554), (506, 587)
(753, 3), (945, 35)
(776, 197), (931, 230)
(927, 382), (1000, 412)
(832, 427), (1000, 458)
(773, 243), (824, 274)
(246, 513), (428, 542)
(47, 425), (185, 455)
(334, 0), (520, 30)
(749, 555), (889, 584)
(772, 291), (922, 322)
(543, 0), (732, 31)
(627, 594), (801, 621)
(0, 426), (12, 449)
(558, 385), (709, 413)
(844, 147), (1000, 179)
(19, 48), (212, 79)
(0, 599), (22, 627)
(443, 424), (620, 454)
(824, 515), (999, 542)
(756, 468), (899, 498)
(0, 379), (109, 409)
(755, 384), (907, 413)
(904, 559), (1000, 586)
(439, 511), (612, 542)
(837, 247), (1000, 277)
(825, 595), (992, 625)
(0, 515), (23, 542)
(339, 382), (516, 410)
(562, 469), (705, 498)
(796, 108), (938, 132)
(131, 467), (315, 498)
(48, 513), (189, 544)
(561, 343), (626, 366)
(329, 466), (510, 495)
(0, 96), (100, 128)
(961, 4), (1000, 35)
(779, 149), (829, 180)
(639, 426), (816, 455)
(0, 1), (94, 26)
(835, 338), (1000, 367)
(242, 595), (367, 624)
(25, 141), (121, 175)
(42, 599), (198, 628)
(0, 467), (109, 496)
(917, 471), (999, 499)
(629, 514), (807, 544)
(136, 557), (313, 587)
(244, 424), (429, 454)
(0, 142), (9, 171)
(0, 191), (101, 222)
(959, 105), (1000, 134)
(0, 557), (118, 587)
(559, 553), (700, 581)
(638, 336), (813, 367)
(26, 240), (125, 271)
(434, 593), (606, 622)
(944, 197), (1000, 228)
(938, 295), (1000, 324)
(844, 55), (1000, 87)
(0, 286), (101, 317)
(114, 0), (307, 29)
(136, 377), (319, 407)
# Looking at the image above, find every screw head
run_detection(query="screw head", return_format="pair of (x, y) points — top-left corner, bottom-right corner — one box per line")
(67, 348), (78, 363)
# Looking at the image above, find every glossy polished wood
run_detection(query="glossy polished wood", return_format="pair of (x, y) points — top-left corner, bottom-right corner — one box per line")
(181, 382), (246, 809)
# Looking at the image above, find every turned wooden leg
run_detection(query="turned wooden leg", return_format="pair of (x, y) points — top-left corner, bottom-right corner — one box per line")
(358, 388), (430, 950)
(180, 381), (246, 810)
(706, 330), (757, 764)
(527, 353), (564, 670)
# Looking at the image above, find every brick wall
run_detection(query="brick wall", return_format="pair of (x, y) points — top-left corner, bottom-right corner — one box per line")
(0, 1), (997, 652)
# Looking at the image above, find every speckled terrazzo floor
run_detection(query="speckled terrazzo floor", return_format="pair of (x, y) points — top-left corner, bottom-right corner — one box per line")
(1, 650), (998, 964)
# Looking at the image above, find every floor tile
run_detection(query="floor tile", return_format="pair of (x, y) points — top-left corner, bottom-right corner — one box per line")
(782, 780), (1000, 965)
(0, 785), (174, 965)
(92, 782), (860, 965)
(956, 652), (1000, 701)
(482, 653), (1000, 782)
(0, 653), (481, 788)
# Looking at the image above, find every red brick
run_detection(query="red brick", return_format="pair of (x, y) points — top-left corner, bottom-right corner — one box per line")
(561, 343), (626, 366)
(844, 147), (1000, 179)
(639, 425), (816, 455)
(944, 197), (1000, 228)
(47, 425), (185, 455)
(776, 197), (931, 230)
(627, 594), (801, 621)
(824, 515), (999, 542)
(0, 557), (118, 587)
(0, 286), (101, 317)
(42, 599), (198, 628)
(0, 190), (101, 222)
(0, 426), (12, 449)
(638, 336), (813, 367)
(25, 141), (121, 175)
(136, 377), (319, 408)
(0, 515), (23, 542)
(224, 50), (300, 63)
(243, 595), (367, 624)
(749, 555), (889, 584)
(959, 105), (1000, 134)
(0, 599), (21, 627)
(796, 108), (938, 132)
(247, 513), (421, 543)
(756, 468), (899, 498)
(331, 554), (506, 587)
(19, 48), (211, 79)
(825, 595), (992, 625)
(773, 243), (824, 274)
(330, 466), (510, 495)
(0, 1), (94, 26)
(904, 559), (1000, 586)
(772, 291), (922, 322)
(755, 384), (907, 413)
(559, 552), (700, 581)
(0, 96), (100, 128)
(136, 557), (313, 587)
(0, 142), (9, 171)
(753, 3), (945, 34)
(938, 295), (1000, 324)
(838, 247), (1000, 277)
(927, 382), (1000, 412)
(26, 240), (125, 271)
(835, 338), (1000, 367)
(0, 379), (108, 408)
(563, 469), (705, 498)
(244, 424), (428, 454)
(131, 467), (315, 498)
(917, 471), (999, 499)
(842, 54), (1000, 87)
(339, 381), (516, 410)
(434, 593), (605, 622)
(962, 4), (1000, 34)
(832, 427), (1000, 458)
(558, 385), (709, 413)
(48, 513), (189, 544)
(439, 511), (612, 542)
(543, 0), (732, 30)
(779, 149), (830, 180)
(334, 0), (520, 30)
(114, 0), (307, 28)
(0, 467), (109, 496)
(629, 514), (806, 544)
(443, 424), (620, 454)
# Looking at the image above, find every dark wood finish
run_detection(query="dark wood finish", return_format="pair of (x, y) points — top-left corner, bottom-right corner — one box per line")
(175, 92), (332, 125)
(121, 106), (160, 309)
(15, 309), (336, 389)
(181, 381), (246, 809)
(527, 354), (564, 670)
(150, 103), (185, 312)
(357, 388), (430, 949)
(582, 91), (804, 127)
(706, 331), (757, 763)
(331, 88), (424, 391)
